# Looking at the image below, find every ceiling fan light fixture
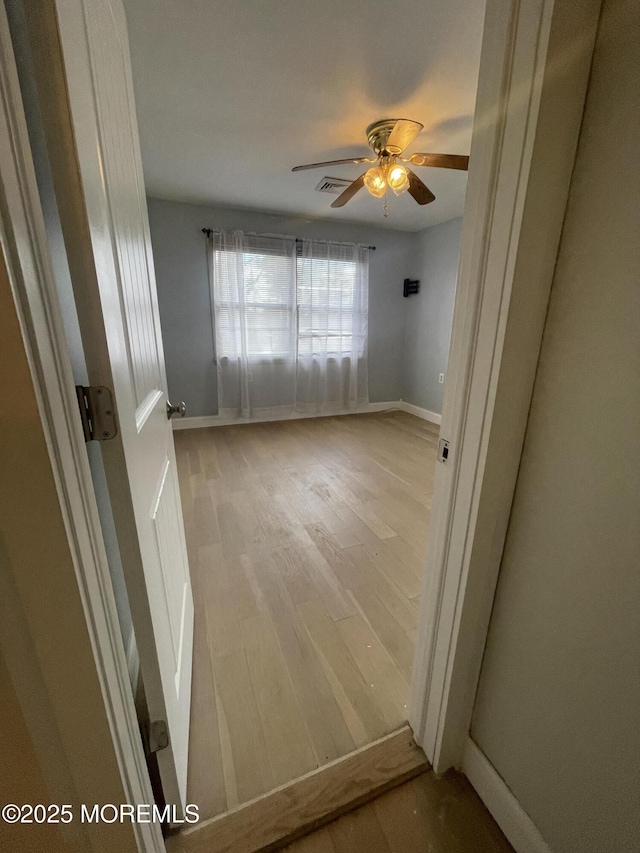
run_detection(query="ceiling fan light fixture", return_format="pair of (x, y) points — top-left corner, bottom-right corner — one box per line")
(292, 119), (469, 212)
(387, 163), (409, 195)
(363, 165), (387, 198)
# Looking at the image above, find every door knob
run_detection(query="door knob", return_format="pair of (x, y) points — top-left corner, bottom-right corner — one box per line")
(166, 400), (186, 420)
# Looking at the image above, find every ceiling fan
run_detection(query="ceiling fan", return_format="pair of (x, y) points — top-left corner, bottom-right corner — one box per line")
(292, 118), (469, 214)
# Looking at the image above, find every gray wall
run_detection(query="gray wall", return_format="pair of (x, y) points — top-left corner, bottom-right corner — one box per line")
(147, 197), (462, 417)
(147, 197), (418, 415)
(471, 1), (640, 850)
(148, 196), (412, 415)
(403, 217), (461, 413)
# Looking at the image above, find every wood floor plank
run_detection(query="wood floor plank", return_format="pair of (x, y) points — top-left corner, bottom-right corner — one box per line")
(328, 804), (392, 853)
(349, 585), (415, 681)
(193, 492), (221, 547)
(273, 541), (356, 622)
(198, 546), (243, 658)
(284, 828), (336, 852)
(241, 613), (318, 785)
(206, 474), (231, 508)
(214, 679), (239, 810)
(365, 498), (428, 552)
(286, 469), (355, 535)
(223, 555), (265, 624)
(297, 543), (357, 621)
(324, 463), (376, 503)
(245, 550), (356, 764)
(362, 538), (424, 600)
(343, 496), (397, 540)
(303, 522), (365, 589)
(211, 648), (275, 804)
(330, 500), (384, 554)
(297, 599), (389, 744)
(309, 646), (371, 749)
(217, 501), (248, 557)
(336, 614), (408, 731)
(283, 769), (514, 853)
(235, 553), (270, 619)
(343, 545), (419, 636)
(372, 771), (515, 853)
(186, 607), (227, 821)
(377, 478), (432, 520)
(247, 485), (293, 549)
(231, 489), (267, 548)
(384, 533), (426, 579)
(175, 413), (437, 820)
(271, 543), (319, 606)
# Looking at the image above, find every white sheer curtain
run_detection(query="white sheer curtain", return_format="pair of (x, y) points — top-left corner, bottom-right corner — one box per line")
(296, 239), (369, 414)
(210, 231), (297, 419)
(209, 231), (369, 419)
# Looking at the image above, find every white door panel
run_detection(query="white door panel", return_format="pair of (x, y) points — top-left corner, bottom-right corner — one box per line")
(29, 0), (194, 809)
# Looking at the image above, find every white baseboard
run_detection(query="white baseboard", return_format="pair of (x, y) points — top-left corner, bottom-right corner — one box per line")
(172, 401), (402, 430)
(397, 399), (442, 425)
(172, 400), (444, 430)
(364, 401), (403, 414)
(462, 738), (552, 853)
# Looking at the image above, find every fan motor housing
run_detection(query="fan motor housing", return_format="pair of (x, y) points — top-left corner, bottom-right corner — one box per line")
(366, 119), (404, 155)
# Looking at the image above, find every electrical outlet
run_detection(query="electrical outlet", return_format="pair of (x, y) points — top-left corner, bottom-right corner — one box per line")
(438, 372), (445, 384)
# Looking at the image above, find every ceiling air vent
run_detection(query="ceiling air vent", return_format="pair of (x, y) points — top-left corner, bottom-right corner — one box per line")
(315, 176), (353, 195)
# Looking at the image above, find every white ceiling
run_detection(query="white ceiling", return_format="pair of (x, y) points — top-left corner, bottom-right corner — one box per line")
(123, 0), (485, 232)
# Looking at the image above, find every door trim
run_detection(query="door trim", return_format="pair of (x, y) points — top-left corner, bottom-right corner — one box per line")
(0, 5), (164, 851)
(1, 0), (601, 846)
(409, 0), (601, 772)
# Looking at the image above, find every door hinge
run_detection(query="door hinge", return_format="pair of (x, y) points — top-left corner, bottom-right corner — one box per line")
(438, 438), (450, 463)
(75, 385), (118, 442)
(144, 719), (170, 754)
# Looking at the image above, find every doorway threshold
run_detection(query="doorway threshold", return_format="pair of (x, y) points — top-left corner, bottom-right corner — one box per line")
(166, 725), (427, 853)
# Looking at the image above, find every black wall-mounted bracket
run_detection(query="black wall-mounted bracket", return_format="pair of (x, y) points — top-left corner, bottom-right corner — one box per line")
(403, 278), (420, 297)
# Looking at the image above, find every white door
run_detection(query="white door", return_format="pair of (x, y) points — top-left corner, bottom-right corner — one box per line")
(28, 0), (194, 810)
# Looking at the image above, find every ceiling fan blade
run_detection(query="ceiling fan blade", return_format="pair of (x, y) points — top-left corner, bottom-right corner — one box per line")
(292, 157), (372, 172)
(331, 173), (366, 208)
(407, 153), (470, 170)
(386, 119), (424, 153)
(407, 169), (436, 205)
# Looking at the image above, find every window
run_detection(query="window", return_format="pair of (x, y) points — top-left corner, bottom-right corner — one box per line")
(211, 232), (369, 416)
(213, 240), (365, 360)
(296, 254), (358, 357)
(213, 247), (295, 359)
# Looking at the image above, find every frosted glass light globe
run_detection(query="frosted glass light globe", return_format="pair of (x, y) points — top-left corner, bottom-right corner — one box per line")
(387, 163), (409, 194)
(364, 166), (387, 198)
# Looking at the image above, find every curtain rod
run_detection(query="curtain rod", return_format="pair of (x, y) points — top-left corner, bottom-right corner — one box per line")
(201, 228), (375, 250)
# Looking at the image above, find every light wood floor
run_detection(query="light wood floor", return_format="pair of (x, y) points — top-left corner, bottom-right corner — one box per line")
(282, 770), (514, 853)
(175, 411), (438, 821)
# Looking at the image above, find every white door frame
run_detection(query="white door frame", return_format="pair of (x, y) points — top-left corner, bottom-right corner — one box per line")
(0, 5), (164, 851)
(0, 0), (601, 844)
(409, 0), (601, 772)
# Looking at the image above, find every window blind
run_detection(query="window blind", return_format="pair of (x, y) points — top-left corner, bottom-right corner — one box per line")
(296, 255), (357, 356)
(213, 244), (296, 359)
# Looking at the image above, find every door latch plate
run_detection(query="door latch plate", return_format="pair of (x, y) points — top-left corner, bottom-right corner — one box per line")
(438, 438), (450, 463)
